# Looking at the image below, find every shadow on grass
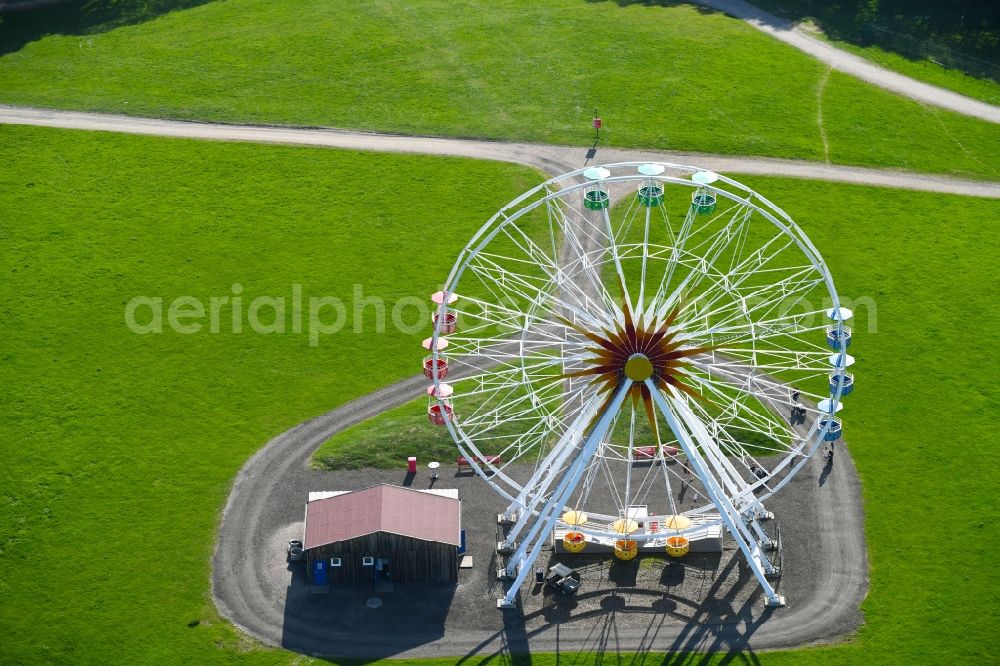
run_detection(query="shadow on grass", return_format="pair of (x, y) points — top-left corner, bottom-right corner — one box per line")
(589, 0), (999, 81)
(0, 0), (217, 55)
(584, 0), (720, 17)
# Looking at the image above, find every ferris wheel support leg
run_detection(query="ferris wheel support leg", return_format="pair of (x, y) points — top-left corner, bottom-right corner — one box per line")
(645, 381), (785, 607)
(497, 380), (633, 609)
(747, 512), (775, 550)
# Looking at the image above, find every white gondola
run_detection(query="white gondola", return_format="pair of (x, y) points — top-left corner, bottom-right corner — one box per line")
(637, 163), (665, 207)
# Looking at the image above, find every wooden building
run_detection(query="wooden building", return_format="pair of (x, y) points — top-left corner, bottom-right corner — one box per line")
(303, 484), (461, 585)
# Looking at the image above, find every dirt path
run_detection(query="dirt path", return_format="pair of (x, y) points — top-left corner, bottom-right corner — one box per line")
(693, 0), (1000, 123)
(2, 105), (998, 198)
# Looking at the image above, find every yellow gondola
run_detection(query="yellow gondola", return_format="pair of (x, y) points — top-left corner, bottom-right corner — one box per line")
(563, 531), (586, 553)
(614, 539), (638, 561)
(665, 535), (690, 557)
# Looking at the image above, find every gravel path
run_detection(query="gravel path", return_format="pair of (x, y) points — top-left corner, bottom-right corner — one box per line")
(693, 0), (1000, 123)
(2, 105), (999, 198)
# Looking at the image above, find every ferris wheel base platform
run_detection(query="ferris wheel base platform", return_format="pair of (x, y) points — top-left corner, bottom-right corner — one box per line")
(552, 525), (724, 555)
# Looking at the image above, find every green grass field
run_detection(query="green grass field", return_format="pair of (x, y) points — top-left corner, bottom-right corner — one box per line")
(2, 76), (998, 666)
(317, 175), (1000, 663)
(0, 125), (541, 663)
(0, 0), (998, 179)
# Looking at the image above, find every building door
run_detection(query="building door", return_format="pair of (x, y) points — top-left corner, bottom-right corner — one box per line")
(375, 557), (391, 581)
(313, 559), (328, 585)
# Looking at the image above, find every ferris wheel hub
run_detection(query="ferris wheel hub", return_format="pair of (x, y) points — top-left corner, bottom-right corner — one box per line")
(624, 354), (654, 381)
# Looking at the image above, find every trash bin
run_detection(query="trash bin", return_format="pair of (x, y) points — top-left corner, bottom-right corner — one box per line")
(407, 456), (417, 473)
(534, 569), (544, 584)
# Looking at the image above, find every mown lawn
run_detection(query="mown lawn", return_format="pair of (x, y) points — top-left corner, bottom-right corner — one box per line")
(0, 125), (541, 664)
(316, 176), (1000, 664)
(0, 0), (998, 179)
(1, 125), (997, 664)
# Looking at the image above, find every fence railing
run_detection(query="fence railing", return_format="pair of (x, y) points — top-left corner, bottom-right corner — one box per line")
(861, 23), (1000, 83)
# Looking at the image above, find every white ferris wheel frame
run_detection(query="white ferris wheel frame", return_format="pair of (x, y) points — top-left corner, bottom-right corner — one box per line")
(428, 162), (851, 608)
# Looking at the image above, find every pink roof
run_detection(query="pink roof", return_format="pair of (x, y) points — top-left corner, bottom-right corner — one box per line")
(304, 484), (461, 550)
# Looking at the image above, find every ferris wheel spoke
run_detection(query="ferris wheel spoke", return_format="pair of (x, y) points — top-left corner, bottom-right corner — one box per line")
(686, 367), (827, 422)
(684, 267), (826, 332)
(453, 367), (598, 437)
(691, 297), (829, 344)
(637, 205), (652, 314)
(687, 263), (820, 320)
(699, 349), (833, 379)
(471, 243), (618, 330)
(653, 202), (756, 326)
(462, 255), (549, 325)
(612, 188), (643, 246)
(682, 377), (808, 496)
(554, 202), (626, 322)
(648, 203), (695, 317)
(683, 371), (790, 437)
(556, 250), (623, 325)
(685, 381), (794, 458)
(671, 356), (815, 467)
(465, 254), (610, 331)
(448, 307), (578, 348)
(648, 383), (752, 507)
(599, 453), (627, 517)
(681, 199), (755, 260)
(448, 357), (568, 390)
(696, 321), (830, 351)
(679, 234), (799, 324)
(600, 207), (635, 311)
(442, 334), (572, 358)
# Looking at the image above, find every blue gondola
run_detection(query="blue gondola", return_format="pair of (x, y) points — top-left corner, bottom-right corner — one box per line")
(829, 372), (854, 397)
(826, 326), (852, 351)
(818, 416), (842, 442)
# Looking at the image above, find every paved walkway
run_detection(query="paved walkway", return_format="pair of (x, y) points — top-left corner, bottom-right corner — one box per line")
(2, 106), (998, 198)
(694, 0), (1000, 123)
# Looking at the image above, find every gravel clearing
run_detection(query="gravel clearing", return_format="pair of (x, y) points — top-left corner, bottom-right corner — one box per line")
(211, 374), (868, 660)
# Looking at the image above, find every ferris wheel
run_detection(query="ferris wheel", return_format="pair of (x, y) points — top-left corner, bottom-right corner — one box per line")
(421, 163), (855, 608)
